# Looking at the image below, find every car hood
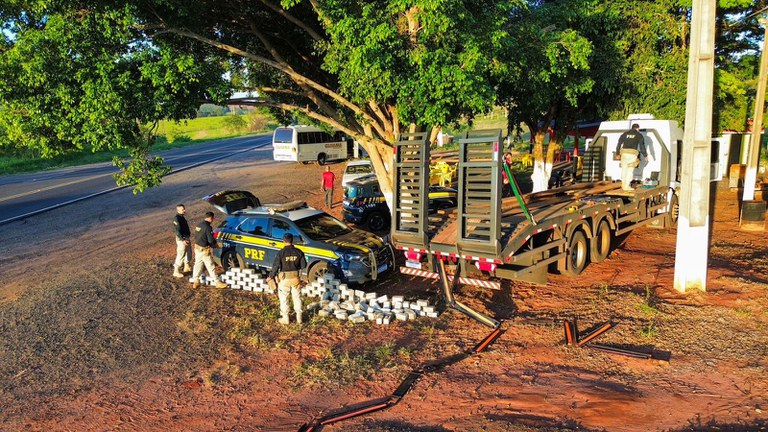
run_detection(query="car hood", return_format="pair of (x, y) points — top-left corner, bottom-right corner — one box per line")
(203, 190), (261, 214)
(323, 228), (387, 254)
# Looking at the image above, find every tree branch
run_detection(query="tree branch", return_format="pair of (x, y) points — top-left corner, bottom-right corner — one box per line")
(164, 27), (388, 140)
(368, 100), (393, 136)
(258, 0), (323, 42)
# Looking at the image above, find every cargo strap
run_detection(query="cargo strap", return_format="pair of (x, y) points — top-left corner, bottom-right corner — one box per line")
(503, 162), (536, 225)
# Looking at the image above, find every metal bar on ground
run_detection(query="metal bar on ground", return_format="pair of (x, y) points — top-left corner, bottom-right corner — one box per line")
(474, 327), (504, 353)
(586, 343), (653, 359)
(563, 320), (577, 346)
(577, 322), (614, 346)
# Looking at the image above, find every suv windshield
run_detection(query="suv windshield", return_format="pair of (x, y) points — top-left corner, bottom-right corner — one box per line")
(345, 186), (360, 199)
(345, 164), (372, 175)
(294, 213), (352, 241)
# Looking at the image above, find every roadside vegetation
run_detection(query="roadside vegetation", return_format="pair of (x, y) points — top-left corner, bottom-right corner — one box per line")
(0, 109), (276, 177)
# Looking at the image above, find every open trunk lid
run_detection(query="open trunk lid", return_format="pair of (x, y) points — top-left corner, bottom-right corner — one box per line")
(202, 190), (261, 214)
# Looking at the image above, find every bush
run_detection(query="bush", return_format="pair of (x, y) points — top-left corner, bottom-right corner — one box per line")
(222, 114), (248, 133)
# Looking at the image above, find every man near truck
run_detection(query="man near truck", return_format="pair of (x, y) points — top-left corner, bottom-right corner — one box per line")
(616, 124), (651, 191)
(267, 233), (307, 325)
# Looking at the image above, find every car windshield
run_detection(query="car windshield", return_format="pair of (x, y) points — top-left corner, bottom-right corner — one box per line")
(346, 164), (372, 174)
(294, 213), (352, 241)
(345, 186), (360, 199)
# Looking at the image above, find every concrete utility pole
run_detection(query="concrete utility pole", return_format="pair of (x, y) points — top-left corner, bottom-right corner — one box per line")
(740, 15), (768, 229)
(674, 0), (716, 293)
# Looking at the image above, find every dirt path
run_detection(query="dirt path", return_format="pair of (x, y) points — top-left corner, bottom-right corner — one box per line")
(1, 155), (767, 432)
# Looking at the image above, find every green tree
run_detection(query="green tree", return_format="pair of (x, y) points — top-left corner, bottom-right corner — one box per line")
(1, 0), (522, 199)
(496, 0), (625, 192)
(0, 3), (229, 192)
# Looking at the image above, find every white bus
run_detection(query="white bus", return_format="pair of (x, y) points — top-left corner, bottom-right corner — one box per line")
(272, 125), (348, 165)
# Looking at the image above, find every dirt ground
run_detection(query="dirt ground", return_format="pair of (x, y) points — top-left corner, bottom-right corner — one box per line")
(1, 148), (767, 432)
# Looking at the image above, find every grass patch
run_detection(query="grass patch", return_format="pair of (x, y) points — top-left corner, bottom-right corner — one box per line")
(637, 285), (661, 316)
(201, 360), (243, 387)
(639, 320), (659, 339)
(292, 342), (407, 388)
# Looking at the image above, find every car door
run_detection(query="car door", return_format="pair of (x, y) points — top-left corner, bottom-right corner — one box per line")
(265, 217), (303, 268)
(235, 216), (271, 266)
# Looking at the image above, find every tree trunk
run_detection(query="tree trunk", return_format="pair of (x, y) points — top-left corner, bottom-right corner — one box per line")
(358, 137), (395, 211)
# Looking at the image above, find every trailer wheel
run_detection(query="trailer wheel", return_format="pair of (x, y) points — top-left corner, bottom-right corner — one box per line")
(590, 219), (612, 263)
(564, 230), (588, 276)
(317, 153), (327, 165)
(668, 193), (679, 226)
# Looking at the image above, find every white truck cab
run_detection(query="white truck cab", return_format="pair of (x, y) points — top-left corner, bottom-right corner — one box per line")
(586, 114), (684, 190)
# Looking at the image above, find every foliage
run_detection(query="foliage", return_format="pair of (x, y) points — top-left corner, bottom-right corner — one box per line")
(0, 0), (523, 197)
(197, 104), (231, 118)
(496, 0), (626, 191)
(0, 2), (229, 192)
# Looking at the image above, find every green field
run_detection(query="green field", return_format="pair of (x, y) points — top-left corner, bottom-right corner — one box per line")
(0, 111), (277, 176)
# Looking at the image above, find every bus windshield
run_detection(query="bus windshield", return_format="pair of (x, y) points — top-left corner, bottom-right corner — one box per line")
(273, 128), (293, 143)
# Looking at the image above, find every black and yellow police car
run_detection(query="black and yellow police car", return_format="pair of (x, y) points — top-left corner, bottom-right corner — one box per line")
(203, 190), (393, 284)
(342, 175), (457, 232)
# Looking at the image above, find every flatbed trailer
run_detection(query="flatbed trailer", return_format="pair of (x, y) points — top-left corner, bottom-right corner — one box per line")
(391, 129), (675, 288)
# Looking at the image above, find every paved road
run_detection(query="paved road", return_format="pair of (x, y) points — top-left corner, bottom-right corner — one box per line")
(0, 134), (273, 224)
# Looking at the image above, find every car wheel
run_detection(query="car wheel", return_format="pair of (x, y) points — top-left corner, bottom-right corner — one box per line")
(317, 153), (327, 165)
(307, 261), (330, 283)
(221, 251), (243, 271)
(367, 211), (389, 232)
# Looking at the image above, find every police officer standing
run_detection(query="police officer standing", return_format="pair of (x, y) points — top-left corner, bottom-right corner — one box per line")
(267, 233), (307, 325)
(191, 211), (228, 289)
(615, 124), (653, 191)
(172, 204), (192, 278)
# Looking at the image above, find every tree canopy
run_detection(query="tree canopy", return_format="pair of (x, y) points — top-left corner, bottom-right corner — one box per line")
(0, 0), (766, 194)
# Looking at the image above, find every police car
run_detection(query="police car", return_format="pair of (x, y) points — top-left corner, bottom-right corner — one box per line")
(342, 175), (457, 232)
(203, 190), (394, 284)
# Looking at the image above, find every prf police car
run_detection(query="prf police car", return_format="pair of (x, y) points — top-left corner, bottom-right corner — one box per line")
(342, 175), (458, 232)
(203, 190), (393, 284)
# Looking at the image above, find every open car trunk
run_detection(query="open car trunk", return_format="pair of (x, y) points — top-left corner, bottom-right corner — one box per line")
(202, 190), (261, 214)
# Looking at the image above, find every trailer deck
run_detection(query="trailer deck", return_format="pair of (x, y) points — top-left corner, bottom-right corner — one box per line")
(392, 129), (673, 286)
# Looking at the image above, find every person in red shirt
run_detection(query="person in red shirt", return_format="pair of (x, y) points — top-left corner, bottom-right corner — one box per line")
(321, 166), (336, 209)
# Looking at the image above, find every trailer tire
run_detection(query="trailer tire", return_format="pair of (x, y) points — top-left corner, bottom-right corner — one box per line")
(668, 193), (679, 227)
(590, 219), (612, 263)
(317, 153), (327, 165)
(563, 230), (588, 276)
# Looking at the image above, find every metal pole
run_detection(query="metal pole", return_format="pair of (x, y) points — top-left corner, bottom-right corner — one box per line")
(741, 16), (768, 203)
(673, 0), (716, 293)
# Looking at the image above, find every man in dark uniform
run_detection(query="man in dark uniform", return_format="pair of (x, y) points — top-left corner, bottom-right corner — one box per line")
(615, 124), (652, 191)
(172, 204), (192, 278)
(192, 211), (228, 289)
(267, 233), (307, 325)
